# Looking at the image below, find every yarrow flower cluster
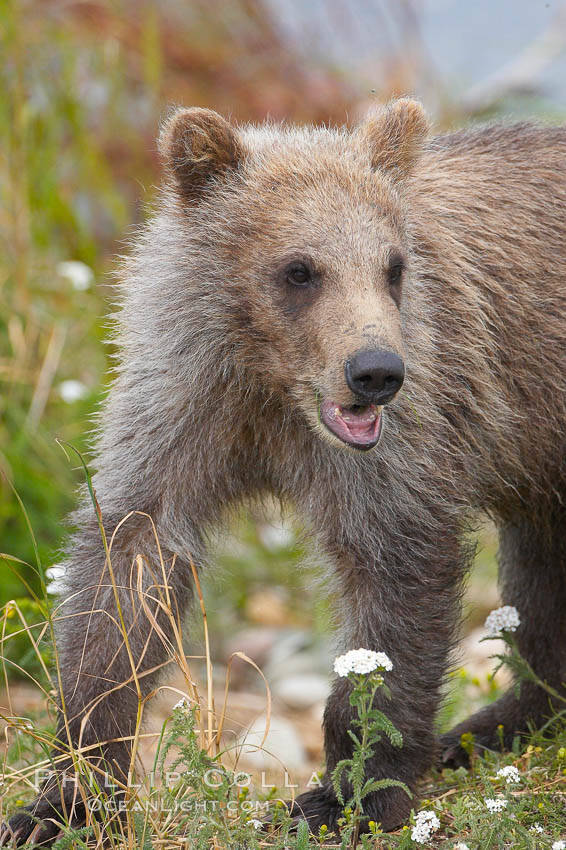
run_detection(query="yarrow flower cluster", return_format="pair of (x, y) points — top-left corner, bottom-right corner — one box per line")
(411, 810), (440, 844)
(173, 697), (191, 712)
(485, 797), (508, 813)
(552, 841), (566, 850)
(484, 606), (521, 637)
(496, 765), (520, 784)
(333, 648), (393, 677)
(57, 260), (94, 291)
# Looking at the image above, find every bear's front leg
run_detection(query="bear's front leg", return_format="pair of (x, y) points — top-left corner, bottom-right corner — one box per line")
(290, 519), (468, 836)
(0, 508), (200, 848)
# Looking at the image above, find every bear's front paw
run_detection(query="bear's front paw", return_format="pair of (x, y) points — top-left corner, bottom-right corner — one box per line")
(287, 786), (345, 836)
(286, 782), (412, 837)
(440, 703), (524, 768)
(440, 684), (566, 769)
(0, 782), (87, 848)
(1, 806), (65, 848)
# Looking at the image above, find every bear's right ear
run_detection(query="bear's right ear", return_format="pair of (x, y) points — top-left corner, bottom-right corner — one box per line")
(159, 107), (244, 201)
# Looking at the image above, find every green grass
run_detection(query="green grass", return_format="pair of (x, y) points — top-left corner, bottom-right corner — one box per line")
(1, 568), (565, 849)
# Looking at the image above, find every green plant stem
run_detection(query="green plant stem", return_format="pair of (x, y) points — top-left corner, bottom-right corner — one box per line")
(351, 680), (380, 848)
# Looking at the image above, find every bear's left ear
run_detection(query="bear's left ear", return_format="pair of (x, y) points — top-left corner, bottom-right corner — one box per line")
(357, 98), (430, 181)
(159, 107), (245, 201)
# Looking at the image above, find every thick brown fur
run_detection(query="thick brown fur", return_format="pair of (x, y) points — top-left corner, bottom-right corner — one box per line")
(3, 100), (566, 845)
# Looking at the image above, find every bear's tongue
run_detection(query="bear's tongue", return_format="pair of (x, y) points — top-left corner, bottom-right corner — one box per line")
(320, 400), (383, 450)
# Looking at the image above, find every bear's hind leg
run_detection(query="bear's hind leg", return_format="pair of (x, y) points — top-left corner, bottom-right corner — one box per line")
(441, 514), (566, 766)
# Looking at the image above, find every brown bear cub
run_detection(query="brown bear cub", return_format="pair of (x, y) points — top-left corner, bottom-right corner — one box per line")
(3, 100), (566, 846)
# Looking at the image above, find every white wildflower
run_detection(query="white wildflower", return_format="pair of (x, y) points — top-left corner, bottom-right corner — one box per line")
(530, 823), (543, 833)
(485, 797), (508, 813)
(496, 765), (520, 784)
(46, 564), (66, 596)
(257, 519), (294, 550)
(57, 260), (94, 291)
(552, 842), (566, 850)
(333, 648), (393, 677)
(411, 809), (440, 844)
(58, 379), (89, 403)
(249, 819), (262, 830)
(454, 844), (469, 850)
(173, 697), (191, 712)
(484, 606), (520, 636)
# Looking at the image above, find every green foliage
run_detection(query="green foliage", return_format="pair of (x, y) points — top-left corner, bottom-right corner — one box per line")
(51, 827), (94, 850)
(2, 583), (566, 848)
(484, 629), (566, 736)
(330, 667), (410, 845)
(296, 819), (313, 850)
(0, 0), (118, 602)
(0, 597), (51, 685)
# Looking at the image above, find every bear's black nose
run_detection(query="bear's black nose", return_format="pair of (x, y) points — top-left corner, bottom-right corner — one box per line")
(345, 349), (405, 404)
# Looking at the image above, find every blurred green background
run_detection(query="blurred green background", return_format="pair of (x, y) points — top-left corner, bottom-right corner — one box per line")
(1, 0), (565, 666)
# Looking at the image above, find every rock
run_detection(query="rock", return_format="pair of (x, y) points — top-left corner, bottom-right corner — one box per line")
(235, 714), (306, 771)
(222, 627), (281, 687)
(263, 630), (333, 683)
(225, 627), (280, 667)
(274, 674), (331, 710)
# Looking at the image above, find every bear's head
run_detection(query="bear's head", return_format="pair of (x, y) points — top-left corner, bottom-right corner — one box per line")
(158, 100), (429, 451)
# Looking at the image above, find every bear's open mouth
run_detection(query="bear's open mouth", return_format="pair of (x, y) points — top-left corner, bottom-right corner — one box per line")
(319, 400), (383, 450)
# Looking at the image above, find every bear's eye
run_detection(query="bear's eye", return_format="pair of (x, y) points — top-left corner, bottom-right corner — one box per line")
(388, 261), (404, 288)
(286, 262), (312, 287)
